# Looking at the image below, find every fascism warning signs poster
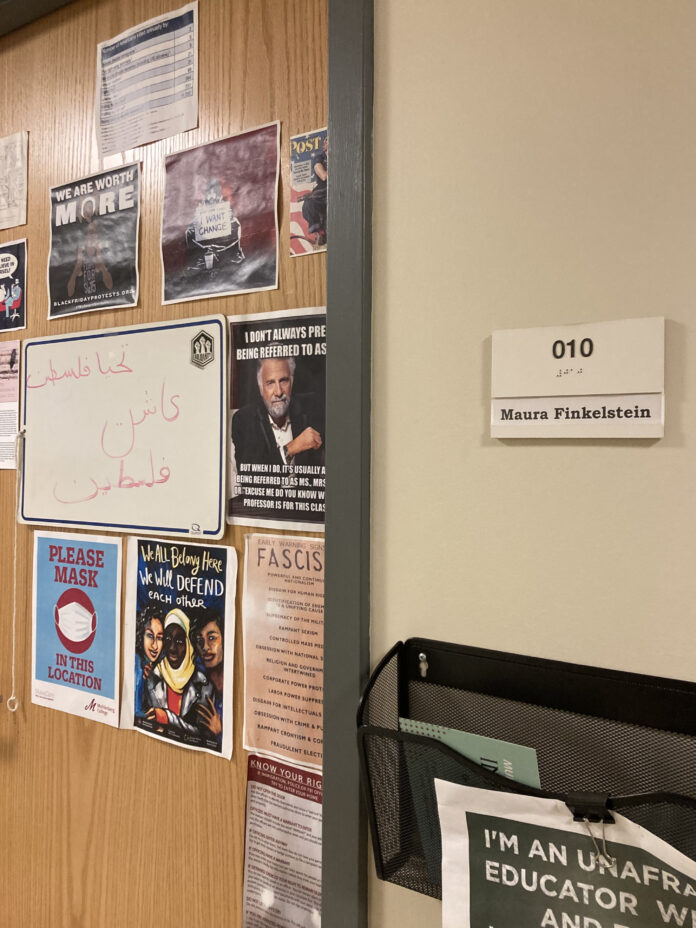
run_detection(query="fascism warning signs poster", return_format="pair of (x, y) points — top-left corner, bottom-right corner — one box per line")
(242, 533), (324, 769)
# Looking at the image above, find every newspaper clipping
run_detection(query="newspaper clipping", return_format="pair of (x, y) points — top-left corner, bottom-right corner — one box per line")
(436, 781), (696, 928)
(0, 131), (28, 231)
(290, 128), (327, 257)
(47, 164), (141, 319)
(0, 339), (19, 468)
(96, 3), (198, 158)
(242, 755), (322, 928)
(0, 239), (26, 332)
(161, 122), (279, 304)
(228, 307), (326, 531)
(121, 536), (237, 759)
(243, 534), (324, 770)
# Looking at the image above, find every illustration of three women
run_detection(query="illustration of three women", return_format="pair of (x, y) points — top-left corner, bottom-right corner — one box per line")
(135, 604), (224, 748)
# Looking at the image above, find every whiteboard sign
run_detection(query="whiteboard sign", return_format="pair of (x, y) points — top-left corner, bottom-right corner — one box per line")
(20, 316), (227, 537)
(491, 317), (664, 438)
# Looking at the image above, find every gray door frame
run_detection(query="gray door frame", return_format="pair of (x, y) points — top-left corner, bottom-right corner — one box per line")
(323, 1), (373, 926)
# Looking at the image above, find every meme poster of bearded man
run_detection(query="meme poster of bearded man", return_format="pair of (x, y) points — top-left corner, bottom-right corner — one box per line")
(47, 164), (140, 319)
(228, 307), (326, 532)
(161, 122), (279, 304)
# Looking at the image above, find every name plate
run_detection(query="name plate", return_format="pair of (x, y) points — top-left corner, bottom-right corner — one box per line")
(491, 317), (664, 438)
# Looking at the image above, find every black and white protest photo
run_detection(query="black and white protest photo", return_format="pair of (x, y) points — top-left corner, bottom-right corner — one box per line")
(47, 164), (140, 319)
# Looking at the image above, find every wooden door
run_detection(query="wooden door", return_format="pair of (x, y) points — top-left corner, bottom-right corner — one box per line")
(0, 1), (327, 924)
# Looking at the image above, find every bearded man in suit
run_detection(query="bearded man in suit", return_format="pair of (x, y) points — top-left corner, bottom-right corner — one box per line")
(231, 355), (324, 479)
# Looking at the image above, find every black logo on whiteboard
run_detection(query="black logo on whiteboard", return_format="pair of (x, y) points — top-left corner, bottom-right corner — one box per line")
(191, 331), (214, 369)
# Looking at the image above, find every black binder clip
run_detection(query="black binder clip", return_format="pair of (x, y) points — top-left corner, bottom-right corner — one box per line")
(565, 792), (614, 824)
(566, 792), (616, 868)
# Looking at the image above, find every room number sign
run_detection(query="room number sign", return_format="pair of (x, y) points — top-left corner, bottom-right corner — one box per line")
(491, 317), (664, 438)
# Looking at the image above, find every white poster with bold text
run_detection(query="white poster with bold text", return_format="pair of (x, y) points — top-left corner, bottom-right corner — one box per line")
(436, 781), (696, 928)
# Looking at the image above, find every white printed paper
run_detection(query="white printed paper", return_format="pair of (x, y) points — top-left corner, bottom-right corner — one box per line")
(96, 3), (198, 158)
(0, 339), (19, 468)
(436, 781), (696, 928)
(242, 755), (322, 928)
(0, 132), (28, 231)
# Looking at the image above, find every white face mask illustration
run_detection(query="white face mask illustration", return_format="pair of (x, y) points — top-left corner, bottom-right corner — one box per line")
(57, 600), (94, 643)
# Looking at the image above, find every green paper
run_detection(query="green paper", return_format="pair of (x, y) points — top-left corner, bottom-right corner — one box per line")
(398, 718), (541, 883)
(399, 718), (541, 788)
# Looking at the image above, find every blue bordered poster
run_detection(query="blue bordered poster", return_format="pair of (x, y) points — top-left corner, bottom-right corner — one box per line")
(32, 530), (122, 726)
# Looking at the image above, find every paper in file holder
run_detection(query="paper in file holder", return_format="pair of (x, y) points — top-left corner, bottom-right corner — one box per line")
(357, 638), (696, 899)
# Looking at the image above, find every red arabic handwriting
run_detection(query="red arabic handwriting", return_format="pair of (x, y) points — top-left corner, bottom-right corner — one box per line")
(26, 349), (133, 389)
(52, 451), (171, 505)
(100, 381), (181, 459)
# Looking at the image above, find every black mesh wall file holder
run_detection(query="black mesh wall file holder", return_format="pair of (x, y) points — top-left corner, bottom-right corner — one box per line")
(357, 638), (696, 899)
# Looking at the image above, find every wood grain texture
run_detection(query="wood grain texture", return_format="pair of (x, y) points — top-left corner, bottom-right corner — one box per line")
(0, 1), (327, 926)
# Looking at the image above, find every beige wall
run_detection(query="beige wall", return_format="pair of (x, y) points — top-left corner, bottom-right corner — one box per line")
(370, 1), (696, 924)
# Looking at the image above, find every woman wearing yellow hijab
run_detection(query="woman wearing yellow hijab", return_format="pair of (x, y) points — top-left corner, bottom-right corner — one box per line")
(144, 608), (214, 739)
